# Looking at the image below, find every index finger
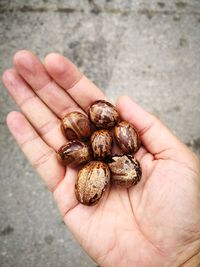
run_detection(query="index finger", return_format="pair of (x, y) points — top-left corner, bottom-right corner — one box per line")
(44, 53), (105, 111)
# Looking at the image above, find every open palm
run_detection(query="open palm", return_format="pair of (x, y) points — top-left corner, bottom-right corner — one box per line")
(2, 51), (200, 267)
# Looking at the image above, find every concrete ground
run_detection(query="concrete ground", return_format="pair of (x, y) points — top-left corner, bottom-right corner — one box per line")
(0, 0), (200, 266)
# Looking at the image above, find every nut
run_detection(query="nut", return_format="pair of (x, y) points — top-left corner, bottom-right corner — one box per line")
(91, 130), (113, 160)
(75, 161), (110, 206)
(114, 121), (141, 154)
(57, 140), (91, 167)
(61, 111), (91, 141)
(108, 155), (142, 188)
(89, 100), (119, 128)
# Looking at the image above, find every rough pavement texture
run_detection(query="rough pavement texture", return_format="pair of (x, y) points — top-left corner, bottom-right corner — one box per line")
(0, 0), (200, 266)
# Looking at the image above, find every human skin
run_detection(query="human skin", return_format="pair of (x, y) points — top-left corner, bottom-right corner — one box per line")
(2, 50), (200, 267)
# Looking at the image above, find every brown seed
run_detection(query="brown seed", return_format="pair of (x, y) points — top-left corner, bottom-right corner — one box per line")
(114, 121), (141, 154)
(91, 129), (113, 160)
(75, 161), (110, 206)
(89, 100), (119, 128)
(108, 155), (142, 188)
(61, 111), (92, 141)
(57, 140), (91, 167)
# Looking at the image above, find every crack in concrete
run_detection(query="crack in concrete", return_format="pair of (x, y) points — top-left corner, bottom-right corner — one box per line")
(0, 5), (82, 13)
(0, 4), (200, 16)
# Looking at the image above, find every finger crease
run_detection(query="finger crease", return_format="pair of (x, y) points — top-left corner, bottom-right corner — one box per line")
(20, 133), (39, 147)
(65, 73), (84, 92)
(50, 175), (65, 193)
(37, 119), (61, 137)
(33, 149), (55, 170)
(34, 78), (53, 92)
(19, 95), (38, 108)
(139, 118), (157, 137)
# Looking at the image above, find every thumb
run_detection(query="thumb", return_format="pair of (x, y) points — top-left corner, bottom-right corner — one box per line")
(116, 96), (185, 159)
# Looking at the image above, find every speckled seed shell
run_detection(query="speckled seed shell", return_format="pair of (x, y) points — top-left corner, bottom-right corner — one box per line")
(57, 140), (91, 167)
(89, 100), (119, 128)
(114, 121), (141, 154)
(61, 111), (92, 141)
(91, 130), (113, 160)
(108, 155), (142, 188)
(75, 161), (110, 206)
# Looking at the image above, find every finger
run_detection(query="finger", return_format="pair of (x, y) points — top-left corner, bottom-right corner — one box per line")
(53, 168), (79, 217)
(116, 96), (183, 158)
(2, 69), (66, 150)
(135, 146), (149, 162)
(44, 53), (105, 111)
(13, 50), (82, 118)
(7, 111), (65, 191)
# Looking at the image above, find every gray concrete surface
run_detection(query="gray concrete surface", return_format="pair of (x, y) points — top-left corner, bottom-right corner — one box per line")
(0, 0), (200, 266)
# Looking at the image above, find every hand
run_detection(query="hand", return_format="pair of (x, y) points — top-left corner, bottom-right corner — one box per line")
(2, 51), (200, 267)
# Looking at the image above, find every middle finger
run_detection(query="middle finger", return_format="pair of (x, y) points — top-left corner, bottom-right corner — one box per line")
(13, 50), (83, 119)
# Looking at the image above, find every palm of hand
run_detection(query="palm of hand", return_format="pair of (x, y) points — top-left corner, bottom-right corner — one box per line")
(2, 51), (200, 267)
(58, 148), (200, 267)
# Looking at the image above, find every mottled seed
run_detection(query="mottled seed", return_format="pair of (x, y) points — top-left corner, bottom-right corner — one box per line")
(114, 121), (141, 154)
(89, 100), (119, 128)
(75, 161), (110, 206)
(61, 111), (92, 141)
(57, 140), (91, 167)
(108, 155), (142, 188)
(91, 129), (113, 160)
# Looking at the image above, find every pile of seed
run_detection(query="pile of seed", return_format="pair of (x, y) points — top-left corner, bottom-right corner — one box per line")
(57, 100), (142, 206)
